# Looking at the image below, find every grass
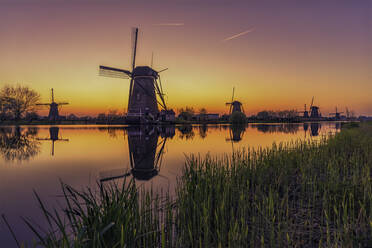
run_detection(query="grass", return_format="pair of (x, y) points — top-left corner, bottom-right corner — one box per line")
(5, 122), (372, 247)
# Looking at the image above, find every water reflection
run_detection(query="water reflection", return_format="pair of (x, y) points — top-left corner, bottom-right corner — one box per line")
(178, 125), (195, 140)
(199, 125), (208, 139)
(0, 126), (40, 162)
(251, 123), (300, 134)
(226, 124), (246, 143)
(37, 127), (69, 155)
(100, 126), (175, 181)
(310, 123), (321, 137)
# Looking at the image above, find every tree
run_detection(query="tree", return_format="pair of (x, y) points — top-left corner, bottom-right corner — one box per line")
(0, 85), (40, 120)
(178, 106), (195, 121)
(199, 108), (207, 115)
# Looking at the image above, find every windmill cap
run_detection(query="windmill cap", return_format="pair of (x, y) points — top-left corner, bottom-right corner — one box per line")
(132, 66), (158, 78)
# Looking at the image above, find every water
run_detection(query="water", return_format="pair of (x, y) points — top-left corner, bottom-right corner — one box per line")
(0, 122), (341, 246)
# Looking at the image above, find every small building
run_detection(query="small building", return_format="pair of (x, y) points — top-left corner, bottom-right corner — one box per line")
(159, 109), (175, 122)
(195, 113), (220, 121)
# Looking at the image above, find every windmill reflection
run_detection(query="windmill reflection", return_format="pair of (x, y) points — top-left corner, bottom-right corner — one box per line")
(37, 127), (69, 156)
(310, 123), (321, 137)
(100, 125), (175, 182)
(226, 124), (246, 143)
(0, 126), (40, 162)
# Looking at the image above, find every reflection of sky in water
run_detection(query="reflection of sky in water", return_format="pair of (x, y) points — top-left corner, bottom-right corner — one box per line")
(0, 122), (340, 246)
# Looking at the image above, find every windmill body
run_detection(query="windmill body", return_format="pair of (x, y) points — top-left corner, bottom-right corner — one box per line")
(309, 97), (321, 118)
(99, 28), (170, 124)
(127, 66), (160, 122)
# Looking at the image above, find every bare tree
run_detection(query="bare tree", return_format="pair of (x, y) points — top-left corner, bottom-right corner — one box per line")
(0, 85), (40, 120)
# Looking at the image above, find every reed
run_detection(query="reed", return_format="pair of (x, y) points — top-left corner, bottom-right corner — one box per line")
(8, 122), (372, 247)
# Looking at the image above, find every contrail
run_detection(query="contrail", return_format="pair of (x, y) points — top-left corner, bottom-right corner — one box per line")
(153, 23), (184, 26)
(223, 28), (255, 42)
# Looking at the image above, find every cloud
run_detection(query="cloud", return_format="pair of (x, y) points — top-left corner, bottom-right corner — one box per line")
(223, 28), (255, 42)
(153, 23), (185, 26)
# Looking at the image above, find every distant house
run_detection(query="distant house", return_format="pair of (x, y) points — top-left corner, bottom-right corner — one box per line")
(160, 109), (176, 122)
(195, 113), (220, 121)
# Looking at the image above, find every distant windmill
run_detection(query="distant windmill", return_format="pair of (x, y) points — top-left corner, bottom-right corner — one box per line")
(329, 107), (344, 120)
(309, 96), (321, 118)
(37, 127), (69, 156)
(37, 89), (69, 121)
(99, 27), (169, 123)
(225, 87), (244, 114)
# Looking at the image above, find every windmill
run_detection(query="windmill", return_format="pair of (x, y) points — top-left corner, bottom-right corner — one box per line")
(309, 96), (321, 118)
(225, 87), (244, 114)
(99, 27), (169, 123)
(329, 107), (344, 120)
(37, 127), (69, 156)
(36, 89), (69, 121)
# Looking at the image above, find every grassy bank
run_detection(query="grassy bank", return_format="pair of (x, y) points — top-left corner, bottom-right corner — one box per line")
(7, 122), (372, 247)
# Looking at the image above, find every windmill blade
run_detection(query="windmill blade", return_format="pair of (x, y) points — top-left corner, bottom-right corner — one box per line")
(225, 102), (232, 106)
(155, 76), (167, 110)
(99, 65), (131, 79)
(131, 27), (139, 71)
(310, 97), (314, 109)
(36, 103), (50, 106)
(231, 87), (235, 102)
(99, 168), (132, 182)
(57, 102), (69, 105)
(157, 68), (168, 73)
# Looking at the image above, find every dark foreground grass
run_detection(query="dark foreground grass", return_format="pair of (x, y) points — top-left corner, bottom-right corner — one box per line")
(6, 122), (372, 247)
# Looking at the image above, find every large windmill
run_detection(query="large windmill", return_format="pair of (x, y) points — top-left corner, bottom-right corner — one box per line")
(37, 89), (69, 121)
(226, 87), (244, 114)
(309, 96), (321, 118)
(329, 107), (344, 120)
(99, 27), (169, 123)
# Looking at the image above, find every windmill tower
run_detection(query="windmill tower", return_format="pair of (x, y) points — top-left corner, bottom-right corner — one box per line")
(309, 96), (321, 118)
(37, 89), (69, 121)
(329, 107), (344, 120)
(37, 127), (69, 156)
(99, 28), (169, 123)
(225, 87), (244, 114)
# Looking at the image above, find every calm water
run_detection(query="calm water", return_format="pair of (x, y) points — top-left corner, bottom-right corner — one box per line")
(0, 122), (341, 246)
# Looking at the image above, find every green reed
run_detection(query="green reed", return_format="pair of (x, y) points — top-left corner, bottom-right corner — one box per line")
(7, 122), (372, 247)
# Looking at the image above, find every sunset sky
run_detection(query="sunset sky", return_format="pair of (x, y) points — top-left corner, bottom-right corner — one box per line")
(0, 0), (371, 116)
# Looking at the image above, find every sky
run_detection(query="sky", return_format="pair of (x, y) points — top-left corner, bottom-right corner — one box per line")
(0, 0), (371, 116)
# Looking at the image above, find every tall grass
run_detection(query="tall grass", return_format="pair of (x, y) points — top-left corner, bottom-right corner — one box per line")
(7, 122), (372, 247)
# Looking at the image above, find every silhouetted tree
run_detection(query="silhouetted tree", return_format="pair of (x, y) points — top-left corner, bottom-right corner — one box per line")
(178, 107), (195, 121)
(0, 85), (40, 120)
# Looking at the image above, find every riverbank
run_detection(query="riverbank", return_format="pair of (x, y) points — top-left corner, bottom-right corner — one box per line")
(6, 122), (371, 247)
(0, 118), (356, 126)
